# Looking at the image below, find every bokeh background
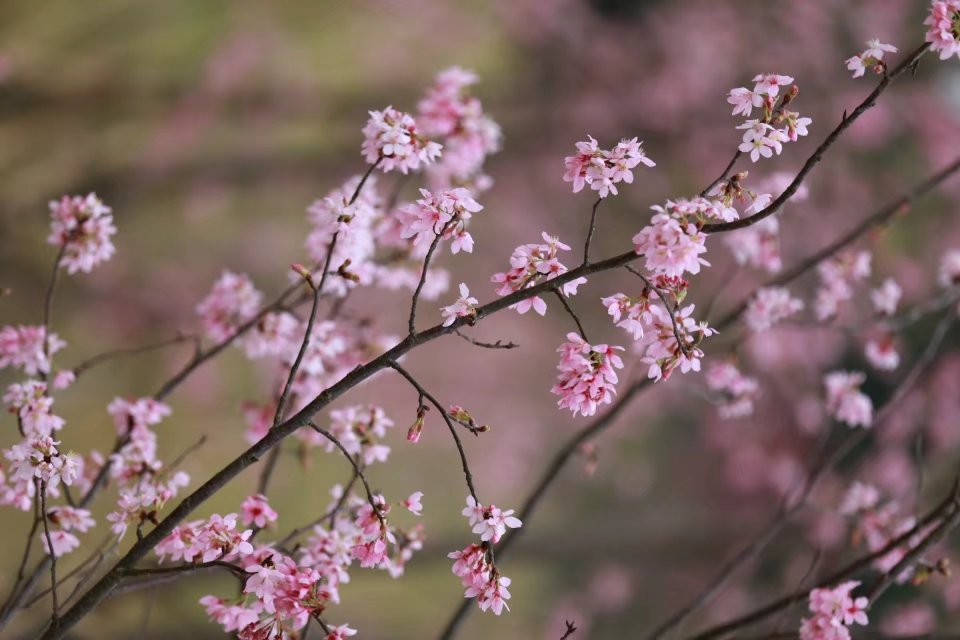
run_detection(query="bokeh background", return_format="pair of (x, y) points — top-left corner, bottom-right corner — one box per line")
(3, 1), (960, 638)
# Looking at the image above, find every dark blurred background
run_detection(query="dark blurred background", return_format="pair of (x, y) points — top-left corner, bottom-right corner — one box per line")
(3, 1), (960, 638)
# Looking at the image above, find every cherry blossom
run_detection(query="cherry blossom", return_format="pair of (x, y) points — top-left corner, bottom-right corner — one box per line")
(744, 287), (804, 332)
(724, 218), (782, 273)
(824, 371), (873, 428)
(417, 66), (501, 188)
(403, 491), (424, 516)
(846, 39), (898, 78)
(838, 481), (881, 516)
(241, 494), (278, 528)
(738, 120), (787, 162)
(491, 232), (586, 315)
(326, 624), (359, 640)
(925, 1), (960, 61)
(47, 193), (116, 274)
(800, 581), (869, 639)
(107, 396), (171, 434)
(304, 174), (383, 296)
(706, 362), (759, 419)
(637, 304), (715, 383)
(397, 188), (483, 253)
(196, 271), (263, 342)
(865, 335), (900, 371)
(815, 251), (872, 321)
(633, 211), (709, 279)
(870, 278), (902, 316)
(0, 325), (66, 376)
(938, 248), (960, 287)
(362, 106), (442, 173)
(551, 333), (625, 416)
(727, 74), (810, 163)
(4, 380), (65, 436)
(42, 530), (80, 558)
(562, 135), (655, 198)
(5, 436), (80, 488)
(441, 283), (479, 326)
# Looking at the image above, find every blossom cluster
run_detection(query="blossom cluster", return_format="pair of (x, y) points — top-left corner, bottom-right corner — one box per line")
(925, 1), (960, 60)
(839, 483), (934, 580)
(417, 66), (501, 189)
(448, 496), (521, 615)
(727, 74), (811, 162)
(815, 251), (872, 321)
(196, 271), (264, 343)
(846, 39), (898, 77)
(551, 333), (625, 417)
(705, 362), (759, 419)
(0, 325), (65, 376)
(397, 187), (483, 253)
(603, 277), (715, 382)
(47, 193), (117, 274)
(191, 487), (423, 638)
(824, 371), (873, 428)
(799, 581), (869, 640)
(744, 286), (804, 333)
(441, 283), (479, 326)
(491, 232), (586, 315)
(633, 196), (738, 279)
(562, 135), (655, 198)
(361, 106), (442, 174)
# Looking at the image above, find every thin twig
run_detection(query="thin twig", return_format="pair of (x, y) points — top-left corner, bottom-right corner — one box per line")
(702, 43), (930, 234)
(40, 245), (66, 384)
(308, 422), (386, 529)
(552, 289), (589, 342)
(71, 334), (197, 377)
(408, 228), (448, 336)
(38, 481), (59, 626)
(388, 361), (480, 501)
(454, 329), (518, 350)
(582, 197), (603, 265)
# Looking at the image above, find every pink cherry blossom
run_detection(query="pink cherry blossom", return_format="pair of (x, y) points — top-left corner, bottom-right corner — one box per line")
(925, 1), (960, 61)
(839, 481), (881, 516)
(706, 362), (759, 419)
(107, 396), (171, 434)
(417, 66), (501, 187)
(47, 193), (116, 274)
(441, 283), (479, 326)
(633, 211), (709, 279)
(470, 504), (522, 544)
(491, 232), (586, 315)
(241, 494), (278, 528)
(0, 325), (66, 376)
(326, 623), (359, 640)
(846, 39), (898, 78)
(397, 188), (483, 253)
(865, 335), (900, 371)
(4, 380), (65, 436)
(870, 278), (902, 316)
(551, 333), (625, 417)
(815, 251), (872, 321)
(737, 120), (787, 162)
(744, 287), (804, 332)
(724, 217), (782, 273)
(824, 371), (873, 428)
(938, 248), (960, 287)
(42, 530), (80, 557)
(562, 136), (655, 198)
(362, 106), (442, 174)
(196, 271), (263, 342)
(640, 304), (715, 382)
(403, 491), (424, 516)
